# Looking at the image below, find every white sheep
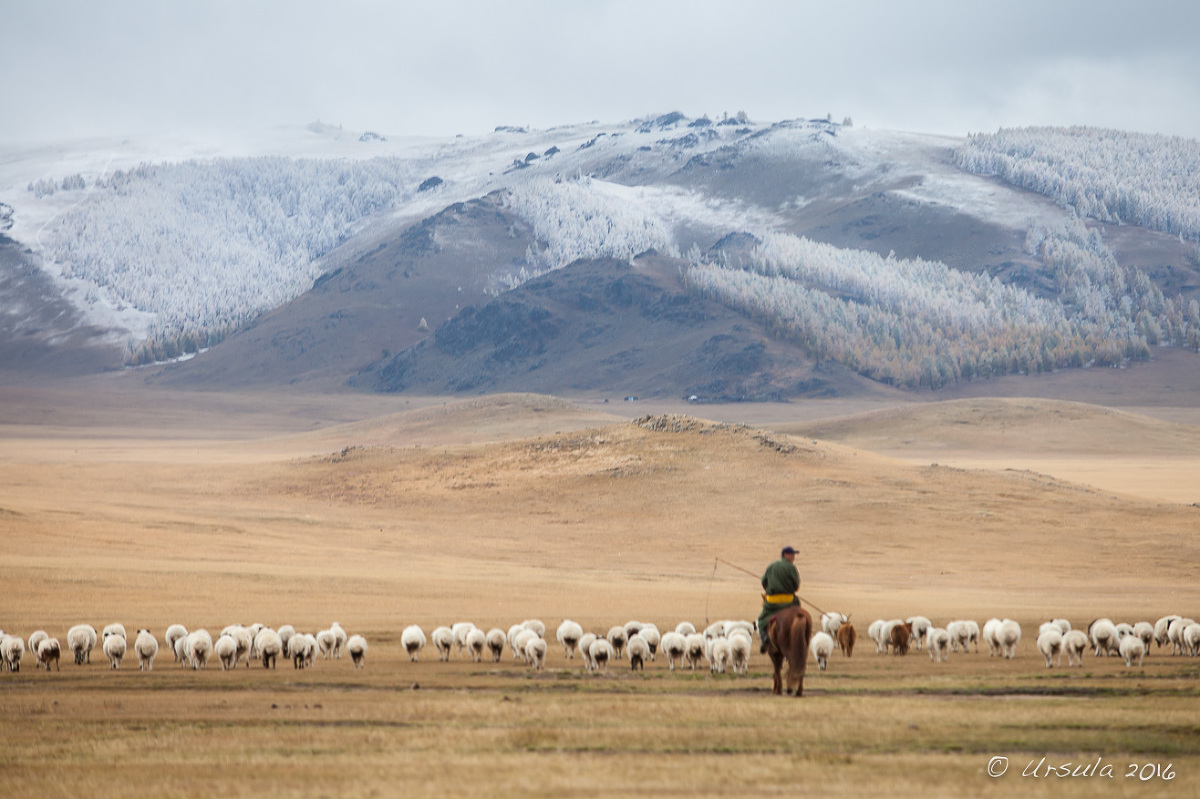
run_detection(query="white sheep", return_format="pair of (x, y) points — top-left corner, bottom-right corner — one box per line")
(28, 630), (49, 669)
(683, 633), (706, 671)
(431, 626), (455, 661)
(661, 631), (686, 671)
(982, 618), (1003, 657)
(134, 630), (158, 671)
(67, 624), (98, 665)
(821, 612), (848, 638)
(728, 631), (751, 675)
(465, 628), (487, 663)
(623, 620), (644, 641)
(1050, 618), (1072, 634)
(38, 638), (61, 671)
(513, 629), (538, 665)
(703, 621), (725, 640)
(3, 635), (26, 672)
(1184, 623), (1200, 657)
(288, 633), (313, 669)
(556, 620), (584, 659)
(997, 619), (1021, 659)
(255, 629), (282, 669)
(1132, 621), (1155, 652)
(627, 634), (650, 671)
(301, 634), (318, 668)
(810, 631), (834, 671)
(347, 635), (368, 668)
(606, 626), (628, 659)
(173, 635), (189, 667)
(1119, 634), (1146, 667)
(1154, 615), (1181, 650)
(1036, 629), (1063, 668)
(486, 628), (508, 662)
(231, 627), (253, 668)
(330, 622), (347, 659)
(102, 623), (127, 642)
(506, 624), (526, 660)
(401, 626), (427, 662)
(867, 619), (885, 653)
(578, 633), (598, 671)
(215, 634), (238, 670)
(927, 628), (951, 663)
(1063, 629), (1089, 667)
(316, 629), (337, 660)
(964, 620), (981, 652)
(639, 626), (662, 661)
(707, 637), (732, 674)
(277, 625), (297, 655)
(186, 629), (213, 670)
(1168, 618), (1197, 655)
(1088, 618), (1119, 657)
(165, 625), (188, 662)
(521, 619), (546, 638)
(524, 636), (547, 670)
(675, 622), (696, 636)
(102, 632), (126, 669)
(906, 616), (932, 650)
(452, 622), (477, 655)
(588, 638), (613, 671)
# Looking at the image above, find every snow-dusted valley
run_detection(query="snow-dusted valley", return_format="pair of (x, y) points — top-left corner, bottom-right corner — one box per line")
(1, 114), (1197, 396)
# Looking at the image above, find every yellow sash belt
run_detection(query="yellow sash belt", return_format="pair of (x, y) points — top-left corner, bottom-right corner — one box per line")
(763, 593), (795, 604)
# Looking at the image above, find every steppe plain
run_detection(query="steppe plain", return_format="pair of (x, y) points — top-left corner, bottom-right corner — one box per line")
(2, 362), (1200, 797)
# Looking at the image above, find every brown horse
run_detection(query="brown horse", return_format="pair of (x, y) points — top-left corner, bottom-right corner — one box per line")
(766, 605), (813, 697)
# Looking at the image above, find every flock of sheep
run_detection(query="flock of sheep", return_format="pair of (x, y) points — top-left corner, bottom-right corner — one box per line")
(4, 612), (1197, 677)
(0, 622), (367, 673)
(397, 618), (758, 675)
(848, 613), (1200, 670)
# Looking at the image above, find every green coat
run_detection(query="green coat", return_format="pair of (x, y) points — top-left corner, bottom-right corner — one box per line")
(757, 558), (800, 640)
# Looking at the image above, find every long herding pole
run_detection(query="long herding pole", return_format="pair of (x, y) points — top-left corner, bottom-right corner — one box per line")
(712, 556), (832, 619)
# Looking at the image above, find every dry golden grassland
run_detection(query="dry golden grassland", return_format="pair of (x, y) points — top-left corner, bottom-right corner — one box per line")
(2, 384), (1199, 797)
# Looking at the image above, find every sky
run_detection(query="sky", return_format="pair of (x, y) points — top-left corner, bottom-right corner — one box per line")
(3, 0), (1200, 144)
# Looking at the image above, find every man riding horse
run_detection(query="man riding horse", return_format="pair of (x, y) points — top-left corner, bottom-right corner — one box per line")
(758, 545), (800, 653)
(757, 546), (813, 696)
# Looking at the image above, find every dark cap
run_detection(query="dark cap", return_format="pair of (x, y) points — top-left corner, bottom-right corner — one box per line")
(781, 546), (797, 556)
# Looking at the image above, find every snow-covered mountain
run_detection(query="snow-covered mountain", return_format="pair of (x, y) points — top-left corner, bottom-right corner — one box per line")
(1, 113), (1196, 395)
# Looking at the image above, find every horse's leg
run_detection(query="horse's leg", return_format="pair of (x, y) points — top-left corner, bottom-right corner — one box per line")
(769, 650), (783, 695)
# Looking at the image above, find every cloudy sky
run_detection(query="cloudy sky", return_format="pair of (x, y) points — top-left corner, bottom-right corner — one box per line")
(3, 0), (1199, 143)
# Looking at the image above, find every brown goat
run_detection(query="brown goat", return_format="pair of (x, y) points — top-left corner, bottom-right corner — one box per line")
(836, 622), (857, 657)
(889, 621), (913, 656)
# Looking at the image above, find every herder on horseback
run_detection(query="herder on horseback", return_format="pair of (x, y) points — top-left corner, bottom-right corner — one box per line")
(757, 545), (800, 653)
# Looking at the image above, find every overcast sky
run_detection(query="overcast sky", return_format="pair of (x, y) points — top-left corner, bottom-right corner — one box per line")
(3, 0), (1199, 144)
